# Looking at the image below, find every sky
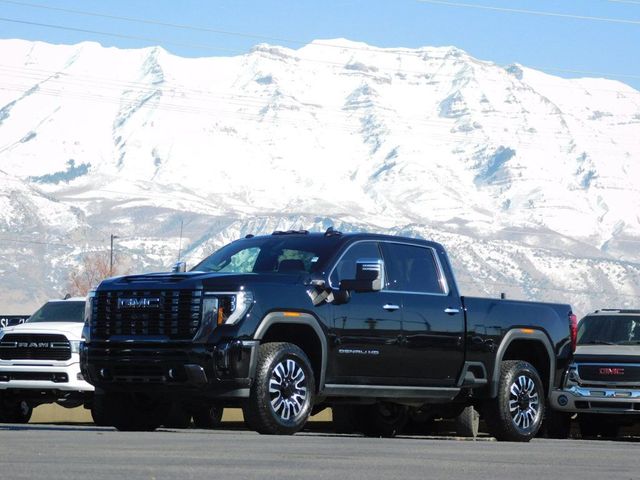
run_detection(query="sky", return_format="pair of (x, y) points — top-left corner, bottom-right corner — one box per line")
(0, 0), (639, 89)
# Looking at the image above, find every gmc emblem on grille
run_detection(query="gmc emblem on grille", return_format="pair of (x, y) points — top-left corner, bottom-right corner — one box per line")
(117, 297), (161, 309)
(599, 367), (625, 375)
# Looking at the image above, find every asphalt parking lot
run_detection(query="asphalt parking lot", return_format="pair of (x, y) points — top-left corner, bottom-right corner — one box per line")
(0, 423), (637, 480)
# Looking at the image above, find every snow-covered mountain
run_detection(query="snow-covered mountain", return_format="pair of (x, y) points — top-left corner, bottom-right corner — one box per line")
(0, 38), (639, 315)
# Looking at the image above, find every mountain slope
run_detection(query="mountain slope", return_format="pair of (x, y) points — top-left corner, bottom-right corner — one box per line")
(0, 38), (639, 315)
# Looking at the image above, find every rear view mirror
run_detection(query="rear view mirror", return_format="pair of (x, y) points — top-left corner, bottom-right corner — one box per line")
(340, 259), (384, 292)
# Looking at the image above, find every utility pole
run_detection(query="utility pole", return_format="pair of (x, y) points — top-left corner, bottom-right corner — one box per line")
(110, 234), (119, 276)
(177, 219), (184, 262)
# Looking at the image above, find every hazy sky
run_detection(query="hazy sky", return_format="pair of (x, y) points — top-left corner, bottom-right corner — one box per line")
(1, 0), (639, 89)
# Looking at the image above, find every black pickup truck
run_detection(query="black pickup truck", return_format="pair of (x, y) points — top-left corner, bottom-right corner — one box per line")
(80, 229), (576, 441)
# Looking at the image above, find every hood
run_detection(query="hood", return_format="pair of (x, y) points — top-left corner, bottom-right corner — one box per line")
(574, 344), (640, 364)
(99, 271), (305, 291)
(0, 321), (84, 340)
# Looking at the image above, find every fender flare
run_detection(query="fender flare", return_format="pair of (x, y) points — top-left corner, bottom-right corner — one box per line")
(253, 312), (328, 392)
(490, 328), (556, 399)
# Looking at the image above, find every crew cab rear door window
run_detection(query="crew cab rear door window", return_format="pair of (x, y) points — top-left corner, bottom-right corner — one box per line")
(380, 243), (445, 294)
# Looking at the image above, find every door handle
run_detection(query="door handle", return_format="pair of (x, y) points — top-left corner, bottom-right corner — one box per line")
(383, 304), (400, 311)
(444, 308), (460, 315)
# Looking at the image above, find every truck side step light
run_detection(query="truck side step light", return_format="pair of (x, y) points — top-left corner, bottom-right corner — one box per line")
(557, 395), (569, 407)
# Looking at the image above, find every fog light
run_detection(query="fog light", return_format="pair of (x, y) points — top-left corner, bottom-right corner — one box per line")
(168, 368), (176, 379)
(100, 368), (109, 378)
(558, 395), (569, 407)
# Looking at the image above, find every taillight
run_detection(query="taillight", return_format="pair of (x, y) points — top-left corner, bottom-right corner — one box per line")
(569, 313), (578, 352)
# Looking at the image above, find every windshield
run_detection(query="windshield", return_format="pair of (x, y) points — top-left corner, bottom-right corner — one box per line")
(577, 315), (640, 345)
(28, 301), (85, 323)
(193, 236), (341, 274)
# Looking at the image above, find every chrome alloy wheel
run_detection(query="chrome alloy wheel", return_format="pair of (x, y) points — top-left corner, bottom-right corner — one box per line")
(508, 374), (540, 430)
(269, 358), (308, 421)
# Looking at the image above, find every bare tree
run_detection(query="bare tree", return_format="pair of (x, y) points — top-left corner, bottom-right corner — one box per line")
(66, 252), (128, 297)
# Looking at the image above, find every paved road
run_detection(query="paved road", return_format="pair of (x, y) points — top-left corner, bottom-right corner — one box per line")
(0, 424), (637, 480)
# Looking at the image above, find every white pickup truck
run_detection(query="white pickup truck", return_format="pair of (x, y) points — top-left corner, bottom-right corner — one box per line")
(0, 297), (94, 423)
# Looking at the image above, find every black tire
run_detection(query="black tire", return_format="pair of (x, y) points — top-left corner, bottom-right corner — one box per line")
(243, 342), (315, 435)
(544, 409), (572, 439)
(579, 414), (620, 439)
(332, 405), (359, 434)
(455, 406), (480, 438)
(90, 394), (110, 427)
(1, 399), (32, 423)
(164, 402), (192, 429)
(192, 404), (223, 429)
(483, 360), (545, 442)
(359, 402), (409, 438)
(105, 392), (170, 432)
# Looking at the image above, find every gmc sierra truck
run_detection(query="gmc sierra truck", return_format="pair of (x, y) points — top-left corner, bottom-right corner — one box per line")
(550, 309), (640, 438)
(81, 229), (576, 441)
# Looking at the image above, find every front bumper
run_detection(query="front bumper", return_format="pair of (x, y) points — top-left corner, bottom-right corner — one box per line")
(551, 386), (640, 415)
(0, 359), (94, 392)
(80, 340), (258, 399)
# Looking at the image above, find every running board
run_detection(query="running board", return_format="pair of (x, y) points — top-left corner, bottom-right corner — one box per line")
(322, 384), (460, 400)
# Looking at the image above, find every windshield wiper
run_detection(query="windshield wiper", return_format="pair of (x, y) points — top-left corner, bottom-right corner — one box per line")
(584, 340), (617, 345)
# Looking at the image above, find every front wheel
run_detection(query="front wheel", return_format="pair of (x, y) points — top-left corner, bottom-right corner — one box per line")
(483, 360), (545, 442)
(0, 399), (32, 423)
(243, 342), (315, 435)
(579, 414), (620, 439)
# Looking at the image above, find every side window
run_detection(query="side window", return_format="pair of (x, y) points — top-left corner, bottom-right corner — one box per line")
(330, 242), (381, 287)
(381, 243), (445, 294)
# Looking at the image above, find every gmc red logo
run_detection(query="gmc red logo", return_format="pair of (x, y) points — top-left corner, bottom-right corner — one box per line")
(599, 368), (625, 375)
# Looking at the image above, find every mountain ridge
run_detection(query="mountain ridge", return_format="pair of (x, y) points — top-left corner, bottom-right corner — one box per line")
(0, 38), (638, 315)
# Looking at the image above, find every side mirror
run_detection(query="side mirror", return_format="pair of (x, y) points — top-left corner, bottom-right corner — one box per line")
(172, 261), (187, 273)
(340, 258), (384, 293)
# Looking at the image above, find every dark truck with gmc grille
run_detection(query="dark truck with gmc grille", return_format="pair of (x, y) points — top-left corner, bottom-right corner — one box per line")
(80, 229), (576, 441)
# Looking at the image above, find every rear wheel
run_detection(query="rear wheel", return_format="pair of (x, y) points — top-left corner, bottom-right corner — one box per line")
(484, 360), (544, 442)
(455, 406), (480, 438)
(359, 402), (408, 438)
(243, 342), (315, 435)
(192, 404), (223, 429)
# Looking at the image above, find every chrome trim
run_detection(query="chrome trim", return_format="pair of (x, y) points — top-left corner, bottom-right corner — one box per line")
(566, 385), (640, 399)
(327, 239), (450, 296)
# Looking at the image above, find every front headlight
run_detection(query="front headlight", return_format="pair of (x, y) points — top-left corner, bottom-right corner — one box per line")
(70, 340), (81, 353)
(84, 290), (95, 325)
(202, 291), (254, 326)
(565, 363), (579, 387)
